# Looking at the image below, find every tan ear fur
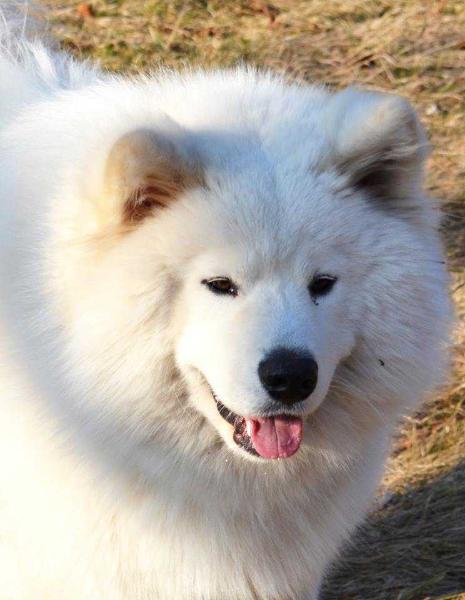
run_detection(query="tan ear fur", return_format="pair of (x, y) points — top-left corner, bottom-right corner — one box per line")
(104, 129), (202, 226)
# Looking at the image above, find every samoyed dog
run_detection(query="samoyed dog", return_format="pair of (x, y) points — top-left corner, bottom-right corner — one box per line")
(0, 3), (451, 599)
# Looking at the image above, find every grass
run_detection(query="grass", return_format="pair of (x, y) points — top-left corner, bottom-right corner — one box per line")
(42, 1), (465, 598)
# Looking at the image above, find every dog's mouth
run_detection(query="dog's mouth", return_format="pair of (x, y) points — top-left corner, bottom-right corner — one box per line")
(210, 389), (303, 460)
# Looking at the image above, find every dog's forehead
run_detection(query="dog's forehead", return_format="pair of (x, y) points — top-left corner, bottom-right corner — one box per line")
(198, 159), (363, 275)
(197, 126), (347, 224)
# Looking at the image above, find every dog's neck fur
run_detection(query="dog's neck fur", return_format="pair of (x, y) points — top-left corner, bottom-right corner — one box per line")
(0, 345), (388, 600)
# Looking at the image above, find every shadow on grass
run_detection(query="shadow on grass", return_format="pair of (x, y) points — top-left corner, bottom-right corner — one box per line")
(321, 462), (465, 600)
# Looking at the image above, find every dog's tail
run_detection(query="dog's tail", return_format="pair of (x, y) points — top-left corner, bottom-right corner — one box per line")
(0, 1), (99, 125)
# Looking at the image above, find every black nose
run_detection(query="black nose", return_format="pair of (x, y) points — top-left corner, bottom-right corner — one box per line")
(258, 348), (318, 405)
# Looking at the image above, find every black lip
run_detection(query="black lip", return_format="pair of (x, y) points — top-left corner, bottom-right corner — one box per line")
(210, 389), (259, 457)
(211, 391), (237, 426)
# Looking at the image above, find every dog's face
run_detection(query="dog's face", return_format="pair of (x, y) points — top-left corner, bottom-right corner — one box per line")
(49, 84), (448, 464)
(172, 187), (360, 460)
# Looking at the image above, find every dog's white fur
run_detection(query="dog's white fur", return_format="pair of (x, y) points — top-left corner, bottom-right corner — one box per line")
(0, 4), (451, 599)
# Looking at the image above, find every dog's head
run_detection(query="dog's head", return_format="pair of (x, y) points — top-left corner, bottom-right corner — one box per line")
(39, 81), (449, 464)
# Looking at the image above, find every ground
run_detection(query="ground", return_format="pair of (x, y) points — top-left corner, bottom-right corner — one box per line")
(41, 1), (465, 598)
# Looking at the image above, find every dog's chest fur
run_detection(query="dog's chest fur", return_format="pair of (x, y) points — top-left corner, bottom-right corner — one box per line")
(0, 382), (386, 600)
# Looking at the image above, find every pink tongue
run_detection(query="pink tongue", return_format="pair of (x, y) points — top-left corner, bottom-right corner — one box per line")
(247, 415), (303, 459)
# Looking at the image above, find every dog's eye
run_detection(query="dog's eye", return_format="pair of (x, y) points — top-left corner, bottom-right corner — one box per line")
(308, 274), (337, 298)
(202, 277), (238, 297)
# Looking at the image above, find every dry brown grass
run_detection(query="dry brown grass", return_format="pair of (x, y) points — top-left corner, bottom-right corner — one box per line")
(42, 1), (465, 598)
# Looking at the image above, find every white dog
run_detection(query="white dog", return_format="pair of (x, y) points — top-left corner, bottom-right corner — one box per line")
(0, 3), (451, 599)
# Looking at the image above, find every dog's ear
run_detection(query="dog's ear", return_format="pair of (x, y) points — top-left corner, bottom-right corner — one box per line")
(327, 88), (429, 218)
(104, 127), (202, 226)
